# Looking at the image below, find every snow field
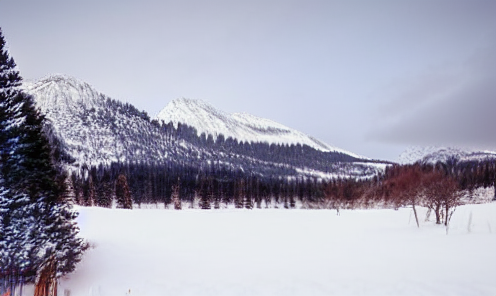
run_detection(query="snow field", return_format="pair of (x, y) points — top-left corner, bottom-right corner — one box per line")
(50, 203), (496, 296)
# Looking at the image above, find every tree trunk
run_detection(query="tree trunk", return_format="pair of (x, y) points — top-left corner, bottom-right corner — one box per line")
(444, 203), (449, 227)
(435, 203), (441, 224)
(34, 259), (57, 296)
(412, 201), (419, 228)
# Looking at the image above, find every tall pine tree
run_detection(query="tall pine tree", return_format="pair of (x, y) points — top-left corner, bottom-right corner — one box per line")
(0, 28), (86, 294)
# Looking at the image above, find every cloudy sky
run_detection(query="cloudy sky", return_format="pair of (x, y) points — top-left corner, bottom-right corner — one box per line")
(1, 0), (495, 161)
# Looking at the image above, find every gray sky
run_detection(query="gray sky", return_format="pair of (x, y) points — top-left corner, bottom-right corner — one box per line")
(1, 0), (495, 161)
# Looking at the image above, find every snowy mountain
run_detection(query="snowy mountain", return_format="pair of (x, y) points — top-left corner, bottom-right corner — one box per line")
(23, 74), (387, 179)
(23, 74), (185, 167)
(156, 98), (360, 158)
(399, 146), (496, 165)
(26, 74), (102, 113)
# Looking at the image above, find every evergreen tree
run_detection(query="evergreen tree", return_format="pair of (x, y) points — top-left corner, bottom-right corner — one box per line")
(82, 173), (95, 206)
(0, 29), (24, 178)
(9, 94), (87, 278)
(115, 174), (132, 209)
(4, 94), (62, 199)
(243, 177), (253, 209)
(172, 178), (181, 210)
(234, 178), (245, 209)
(100, 169), (114, 208)
(199, 175), (211, 210)
(0, 182), (38, 293)
(0, 28), (86, 293)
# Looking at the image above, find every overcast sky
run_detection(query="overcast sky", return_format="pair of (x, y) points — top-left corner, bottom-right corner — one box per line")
(1, 0), (495, 161)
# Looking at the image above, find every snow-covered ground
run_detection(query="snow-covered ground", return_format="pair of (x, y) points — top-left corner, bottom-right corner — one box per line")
(27, 203), (496, 296)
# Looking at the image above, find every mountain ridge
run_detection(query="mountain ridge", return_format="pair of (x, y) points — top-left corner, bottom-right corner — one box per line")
(22, 74), (388, 180)
(24, 74), (104, 112)
(156, 97), (363, 158)
(399, 146), (496, 165)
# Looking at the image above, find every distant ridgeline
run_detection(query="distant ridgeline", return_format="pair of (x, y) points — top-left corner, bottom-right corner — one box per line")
(43, 93), (383, 175)
(25, 75), (494, 209)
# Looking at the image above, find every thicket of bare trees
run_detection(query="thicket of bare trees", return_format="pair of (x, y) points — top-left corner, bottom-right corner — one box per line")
(376, 165), (463, 228)
(320, 159), (494, 223)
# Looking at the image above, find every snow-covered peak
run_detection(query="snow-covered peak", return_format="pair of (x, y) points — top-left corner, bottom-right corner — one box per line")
(231, 113), (292, 133)
(23, 74), (104, 112)
(156, 98), (362, 158)
(157, 98), (232, 131)
(399, 146), (496, 164)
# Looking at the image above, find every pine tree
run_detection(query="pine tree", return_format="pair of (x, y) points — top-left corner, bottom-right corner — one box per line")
(100, 169), (114, 208)
(172, 177), (181, 210)
(115, 174), (132, 209)
(0, 28), (32, 294)
(199, 175), (211, 210)
(243, 177), (253, 210)
(0, 27), (86, 293)
(234, 178), (244, 209)
(0, 29), (24, 179)
(4, 94), (62, 200)
(82, 174), (95, 206)
(0, 182), (38, 294)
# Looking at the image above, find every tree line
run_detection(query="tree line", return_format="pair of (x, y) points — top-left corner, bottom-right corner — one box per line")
(69, 161), (326, 210)
(323, 160), (495, 228)
(69, 156), (495, 220)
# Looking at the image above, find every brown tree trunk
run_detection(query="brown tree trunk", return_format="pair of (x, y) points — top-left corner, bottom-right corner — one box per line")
(34, 259), (57, 296)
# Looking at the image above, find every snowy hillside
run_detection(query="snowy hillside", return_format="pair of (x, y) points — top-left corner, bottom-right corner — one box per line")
(24, 74), (102, 113)
(400, 146), (496, 165)
(24, 203), (495, 296)
(23, 74), (187, 167)
(21, 75), (387, 179)
(157, 98), (362, 158)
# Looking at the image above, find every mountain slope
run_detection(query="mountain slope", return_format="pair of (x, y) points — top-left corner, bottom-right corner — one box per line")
(23, 74), (387, 179)
(400, 146), (496, 165)
(156, 98), (361, 158)
(23, 74), (187, 167)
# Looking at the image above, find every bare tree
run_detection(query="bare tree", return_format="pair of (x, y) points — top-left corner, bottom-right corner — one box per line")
(386, 165), (424, 227)
(422, 170), (463, 228)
